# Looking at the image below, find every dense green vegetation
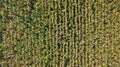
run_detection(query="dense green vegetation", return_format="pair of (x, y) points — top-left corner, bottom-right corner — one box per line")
(0, 0), (120, 67)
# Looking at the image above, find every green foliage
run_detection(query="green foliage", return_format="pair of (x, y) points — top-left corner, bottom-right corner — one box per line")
(0, 22), (2, 32)
(0, 0), (120, 67)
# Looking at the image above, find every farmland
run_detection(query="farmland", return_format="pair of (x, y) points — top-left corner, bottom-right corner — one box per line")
(0, 0), (120, 67)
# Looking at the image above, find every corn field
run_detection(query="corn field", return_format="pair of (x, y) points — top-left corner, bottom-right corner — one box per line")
(0, 0), (120, 67)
